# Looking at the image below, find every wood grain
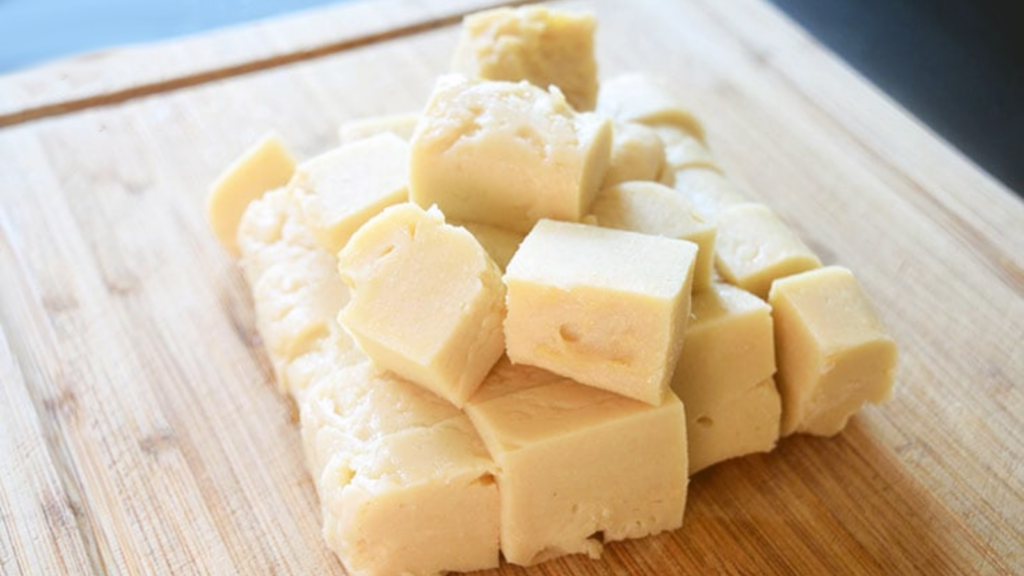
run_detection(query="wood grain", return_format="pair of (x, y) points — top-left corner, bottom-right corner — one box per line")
(0, 0), (1021, 574)
(0, 316), (93, 574)
(0, 0), (527, 128)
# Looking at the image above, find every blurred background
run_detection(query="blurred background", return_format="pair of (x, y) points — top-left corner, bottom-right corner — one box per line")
(0, 0), (1021, 193)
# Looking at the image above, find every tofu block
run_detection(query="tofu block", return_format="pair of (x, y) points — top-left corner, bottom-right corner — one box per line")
(292, 132), (409, 253)
(409, 75), (612, 233)
(453, 221), (525, 272)
(597, 74), (705, 140)
(338, 112), (419, 144)
(237, 188), (352, 396)
(670, 283), (779, 473)
(318, 416), (500, 576)
(466, 370), (688, 566)
(715, 203), (822, 299)
(504, 219), (697, 405)
(602, 121), (666, 187)
(769, 266), (898, 436)
(653, 125), (721, 179)
(207, 133), (296, 255)
(590, 181), (716, 290)
(671, 283), (776, 408)
(452, 6), (598, 111)
(338, 203), (506, 407)
(671, 168), (748, 220)
(687, 377), (781, 474)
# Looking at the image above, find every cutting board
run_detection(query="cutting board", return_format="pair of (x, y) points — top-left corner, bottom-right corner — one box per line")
(1, 0), (1021, 574)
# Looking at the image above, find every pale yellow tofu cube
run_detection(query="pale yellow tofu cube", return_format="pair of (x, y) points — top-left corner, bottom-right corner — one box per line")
(672, 283), (776, 408)
(453, 221), (525, 272)
(504, 219), (697, 405)
(465, 370), (687, 566)
(338, 203), (506, 407)
(670, 283), (779, 473)
(769, 266), (897, 436)
(715, 203), (822, 299)
(452, 6), (598, 111)
(337, 112), (419, 144)
(602, 121), (666, 187)
(409, 75), (612, 233)
(687, 377), (781, 474)
(291, 132), (409, 253)
(597, 74), (705, 140)
(671, 167), (748, 220)
(590, 181), (717, 290)
(319, 416), (500, 576)
(207, 133), (296, 255)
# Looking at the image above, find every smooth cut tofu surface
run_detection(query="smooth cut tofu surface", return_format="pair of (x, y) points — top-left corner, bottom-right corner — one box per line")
(590, 180), (717, 290)
(686, 377), (781, 475)
(672, 283), (776, 408)
(466, 368), (688, 566)
(715, 203), (822, 299)
(671, 283), (779, 473)
(504, 219), (697, 405)
(452, 6), (599, 111)
(207, 133), (296, 255)
(409, 75), (612, 233)
(292, 132), (409, 253)
(769, 266), (897, 436)
(338, 203), (506, 407)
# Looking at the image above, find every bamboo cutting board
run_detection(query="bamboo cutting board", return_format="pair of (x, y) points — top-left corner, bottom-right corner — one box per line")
(1, 0), (1022, 574)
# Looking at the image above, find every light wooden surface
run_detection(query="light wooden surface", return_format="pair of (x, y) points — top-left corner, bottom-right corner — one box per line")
(1, 0), (1021, 574)
(0, 0), (512, 128)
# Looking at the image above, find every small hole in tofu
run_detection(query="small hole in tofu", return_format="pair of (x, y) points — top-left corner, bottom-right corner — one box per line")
(588, 531), (605, 544)
(696, 415), (713, 428)
(558, 323), (581, 343)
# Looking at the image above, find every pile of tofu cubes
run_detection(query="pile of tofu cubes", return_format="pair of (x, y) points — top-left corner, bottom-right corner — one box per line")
(205, 6), (898, 576)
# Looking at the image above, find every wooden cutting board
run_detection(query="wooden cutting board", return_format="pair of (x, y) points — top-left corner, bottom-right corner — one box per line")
(1, 0), (1021, 574)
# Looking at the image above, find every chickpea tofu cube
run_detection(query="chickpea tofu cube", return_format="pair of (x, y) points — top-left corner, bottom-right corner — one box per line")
(769, 266), (898, 436)
(715, 203), (821, 299)
(338, 203), (506, 407)
(504, 219), (697, 405)
(466, 369), (687, 566)
(409, 75), (612, 234)
(452, 6), (599, 111)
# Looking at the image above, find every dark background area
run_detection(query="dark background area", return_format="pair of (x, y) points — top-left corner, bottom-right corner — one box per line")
(769, 0), (1024, 194)
(1, 0), (1021, 194)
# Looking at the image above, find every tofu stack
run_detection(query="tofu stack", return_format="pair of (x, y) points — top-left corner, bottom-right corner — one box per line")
(205, 5), (897, 575)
